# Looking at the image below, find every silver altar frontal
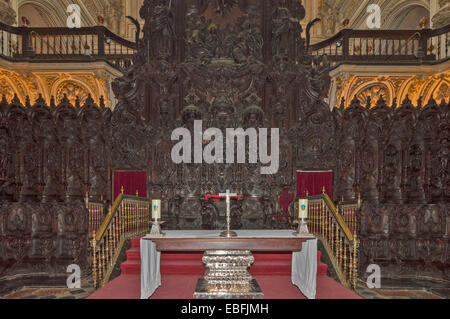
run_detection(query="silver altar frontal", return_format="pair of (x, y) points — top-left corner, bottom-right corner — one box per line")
(194, 250), (264, 299)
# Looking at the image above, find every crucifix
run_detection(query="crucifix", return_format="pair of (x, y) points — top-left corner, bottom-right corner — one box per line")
(219, 190), (238, 238)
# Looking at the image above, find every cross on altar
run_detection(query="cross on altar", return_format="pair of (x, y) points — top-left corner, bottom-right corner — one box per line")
(219, 189), (237, 204)
(218, 190), (238, 238)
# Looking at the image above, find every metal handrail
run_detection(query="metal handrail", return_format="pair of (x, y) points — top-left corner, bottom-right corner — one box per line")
(95, 193), (151, 243)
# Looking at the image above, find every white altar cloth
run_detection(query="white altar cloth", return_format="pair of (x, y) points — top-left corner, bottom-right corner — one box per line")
(140, 230), (317, 299)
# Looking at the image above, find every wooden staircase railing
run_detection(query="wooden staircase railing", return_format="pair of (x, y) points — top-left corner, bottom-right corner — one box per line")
(305, 189), (360, 290)
(90, 189), (151, 289)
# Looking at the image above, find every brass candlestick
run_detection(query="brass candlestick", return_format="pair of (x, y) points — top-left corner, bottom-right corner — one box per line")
(294, 218), (310, 237)
(148, 220), (166, 237)
(293, 198), (311, 237)
(220, 213), (237, 238)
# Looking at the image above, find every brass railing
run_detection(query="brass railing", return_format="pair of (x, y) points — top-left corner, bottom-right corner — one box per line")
(338, 195), (360, 236)
(306, 190), (360, 290)
(91, 190), (151, 289)
(85, 193), (105, 236)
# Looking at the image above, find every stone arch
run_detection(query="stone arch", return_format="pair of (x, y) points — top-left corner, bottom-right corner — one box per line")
(399, 76), (438, 105)
(383, 1), (430, 30)
(52, 79), (95, 106)
(348, 81), (394, 108)
(18, 0), (105, 28)
(429, 79), (450, 104)
(18, 1), (66, 27)
(0, 76), (20, 103)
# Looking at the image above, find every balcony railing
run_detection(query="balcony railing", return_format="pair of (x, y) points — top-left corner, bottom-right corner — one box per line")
(309, 24), (449, 67)
(0, 21), (137, 72)
(2, 22), (448, 72)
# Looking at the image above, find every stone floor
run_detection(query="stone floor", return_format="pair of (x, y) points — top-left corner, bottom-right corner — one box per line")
(2, 277), (448, 299)
(1, 278), (95, 300)
(355, 278), (448, 299)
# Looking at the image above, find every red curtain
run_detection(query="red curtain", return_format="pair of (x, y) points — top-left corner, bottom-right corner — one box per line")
(296, 170), (333, 198)
(113, 171), (147, 200)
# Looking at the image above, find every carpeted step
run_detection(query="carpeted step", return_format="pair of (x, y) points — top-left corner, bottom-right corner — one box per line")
(317, 262), (328, 276)
(161, 253), (204, 261)
(316, 251), (328, 276)
(121, 260), (140, 275)
(123, 252), (205, 275)
(126, 248), (141, 261)
(251, 260), (327, 276)
(251, 262), (292, 275)
(131, 237), (143, 248)
(253, 251), (323, 262)
(253, 253), (291, 261)
(122, 257), (327, 277)
(125, 238), (328, 276)
(127, 249), (204, 262)
(161, 260), (205, 275)
(127, 250), (324, 263)
(252, 253), (291, 275)
(251, 251), (327, 276)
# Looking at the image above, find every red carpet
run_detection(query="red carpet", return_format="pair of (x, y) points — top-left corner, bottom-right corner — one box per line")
(88, 237), (361, 299)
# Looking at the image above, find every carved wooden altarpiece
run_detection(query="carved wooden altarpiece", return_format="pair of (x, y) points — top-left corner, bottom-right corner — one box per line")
(111, 0), (334, 232)
(0, 0), (448, 294)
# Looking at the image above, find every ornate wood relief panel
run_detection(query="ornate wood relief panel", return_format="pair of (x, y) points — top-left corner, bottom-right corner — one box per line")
(0, 0), (448, 288)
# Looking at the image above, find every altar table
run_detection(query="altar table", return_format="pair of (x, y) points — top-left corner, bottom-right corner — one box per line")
(140, 230), (317, 299)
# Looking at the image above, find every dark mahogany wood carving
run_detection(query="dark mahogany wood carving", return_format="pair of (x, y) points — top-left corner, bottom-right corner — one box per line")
(0, 0), (448, 292)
